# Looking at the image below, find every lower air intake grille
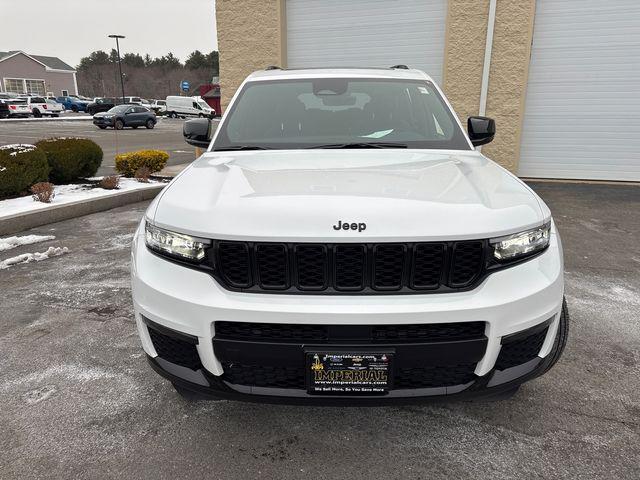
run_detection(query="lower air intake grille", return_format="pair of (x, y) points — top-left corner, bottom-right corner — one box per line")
(371, 322), (485, 343)
(222, 363), (305, 389)
(214, 321), (485, 344)
(148, 327), (202, 370)
(395, 363), (478, 389)
(495, 327), (549, 370)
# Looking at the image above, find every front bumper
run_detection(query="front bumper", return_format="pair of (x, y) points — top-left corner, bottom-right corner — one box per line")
(93, 117), (114, 126)
(131, 222), (564, 403)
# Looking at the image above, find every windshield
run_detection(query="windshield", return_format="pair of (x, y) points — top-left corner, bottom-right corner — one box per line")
(197, 100), (209, 109)
(214, 78), (470, 151)
(108, 105), (130, 113)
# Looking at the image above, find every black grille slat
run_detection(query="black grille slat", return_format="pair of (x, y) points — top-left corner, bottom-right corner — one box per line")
(334, 245), (366, 291)
(213, 240), (486, 294)
(256, 244), (288, 289)
(412, 243), (445, 289)
(218, 242), (251, 288)
(295, 245), (327, 290)
(373, 244), (405, 290)
(449, 241), (484, 287)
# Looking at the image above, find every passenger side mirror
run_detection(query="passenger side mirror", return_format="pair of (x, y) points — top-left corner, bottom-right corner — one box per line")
(183, 118), (213, 148)
(467, 116), (495, 147)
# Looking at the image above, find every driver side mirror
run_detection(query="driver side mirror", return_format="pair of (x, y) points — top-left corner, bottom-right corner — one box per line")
(467, 116), (495, 147)
(183, 118), (213, 148)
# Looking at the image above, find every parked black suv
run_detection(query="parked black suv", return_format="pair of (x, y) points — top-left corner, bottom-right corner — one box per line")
(87, 97), (123, 115)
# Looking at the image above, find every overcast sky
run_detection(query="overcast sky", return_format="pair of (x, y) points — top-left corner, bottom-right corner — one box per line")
(0, 0), (217, 67)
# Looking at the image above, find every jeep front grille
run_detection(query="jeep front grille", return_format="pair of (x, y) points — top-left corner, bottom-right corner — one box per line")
(212, 240), (486, 294)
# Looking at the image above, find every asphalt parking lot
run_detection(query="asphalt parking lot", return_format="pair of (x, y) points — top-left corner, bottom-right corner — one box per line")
(0, 117), (218, 176)
(0, 182), (638, 479)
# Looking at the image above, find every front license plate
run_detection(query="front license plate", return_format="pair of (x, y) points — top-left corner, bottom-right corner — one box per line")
(307, 352), (392, 395)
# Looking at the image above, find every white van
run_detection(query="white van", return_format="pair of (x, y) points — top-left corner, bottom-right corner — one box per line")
(165, 96), (215, 119)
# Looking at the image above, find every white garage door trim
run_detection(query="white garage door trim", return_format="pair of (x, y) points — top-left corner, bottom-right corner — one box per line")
(519, 0), (640, 181)
(286, 0), (447, 84)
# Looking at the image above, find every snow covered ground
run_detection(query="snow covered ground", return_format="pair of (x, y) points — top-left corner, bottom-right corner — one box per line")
(0, 178), (164, 219)
(0, 234), (56, 252)
(0, 246), (69, 270)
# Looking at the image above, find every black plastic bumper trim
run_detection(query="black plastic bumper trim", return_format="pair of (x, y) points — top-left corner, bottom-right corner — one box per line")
(146, 348), (554, 406)
(501, 317), (553, 345)
(142, 315), (199, 345)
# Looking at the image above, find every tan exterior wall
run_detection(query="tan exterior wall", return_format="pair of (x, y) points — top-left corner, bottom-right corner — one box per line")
(442, 0), (490, 126)
(443, 0), (536, 172)
(481, 1), (536, 171)
(215, 0), (286, 112)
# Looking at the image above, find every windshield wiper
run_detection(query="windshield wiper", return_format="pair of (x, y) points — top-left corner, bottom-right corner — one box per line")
(214, 145), (269, 151)
(307, 142), (407, 149)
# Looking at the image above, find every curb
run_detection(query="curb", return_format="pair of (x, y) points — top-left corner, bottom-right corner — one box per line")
(0, 116), (93, 123)
(0, 185), (165, 236)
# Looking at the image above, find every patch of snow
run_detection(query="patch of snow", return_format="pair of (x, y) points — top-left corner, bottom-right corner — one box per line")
(0, 178), (164, 219)
(0, 234), (55, 252)
(0, 143), (36, 154)
(0, 246), (69, 270)
(0, 364), (118, 392)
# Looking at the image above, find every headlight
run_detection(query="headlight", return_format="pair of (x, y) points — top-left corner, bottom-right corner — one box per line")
(145, 222), (210, 262)
(491, 223), (551, 261)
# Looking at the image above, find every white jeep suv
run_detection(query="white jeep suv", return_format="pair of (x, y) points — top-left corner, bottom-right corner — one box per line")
(131, 67), (567, 404)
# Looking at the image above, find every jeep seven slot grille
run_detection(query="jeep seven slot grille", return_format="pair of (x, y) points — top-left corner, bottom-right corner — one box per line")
(213, 240), (486, 294)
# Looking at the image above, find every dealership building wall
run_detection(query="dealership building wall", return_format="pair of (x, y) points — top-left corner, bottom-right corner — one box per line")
(215, 0), (640, 181)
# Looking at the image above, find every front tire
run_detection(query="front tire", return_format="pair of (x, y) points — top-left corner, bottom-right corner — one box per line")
(114, 119), (124, 130)
(539, 297), (570, 375)
(145, 119), (155, 129)
(71, 105), (78, 113)
(98, 125), (107, 130)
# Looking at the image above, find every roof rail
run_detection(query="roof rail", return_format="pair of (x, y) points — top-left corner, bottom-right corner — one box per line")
(265, 65), (282, 70)
(390, 64), (409, 70)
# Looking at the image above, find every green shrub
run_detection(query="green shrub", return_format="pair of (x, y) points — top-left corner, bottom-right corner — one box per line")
(0, 145), (49, 199)
(114, 150), (169, 177)
(36, 137), (103, 183)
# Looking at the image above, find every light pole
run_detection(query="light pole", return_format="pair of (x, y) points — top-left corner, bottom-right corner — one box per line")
(108, 34), (126, 104)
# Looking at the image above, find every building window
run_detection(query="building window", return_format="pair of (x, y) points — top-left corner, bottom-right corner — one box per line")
(4, 78), (25, 93)
(25, 79), (46, 95)
(61, 89), (69, 96)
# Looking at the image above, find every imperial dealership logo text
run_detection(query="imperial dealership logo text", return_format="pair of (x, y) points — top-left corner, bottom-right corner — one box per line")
(333, 221), (367, 232)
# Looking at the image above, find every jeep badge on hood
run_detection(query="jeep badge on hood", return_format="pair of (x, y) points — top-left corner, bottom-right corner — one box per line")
(333, 221), (367, 232)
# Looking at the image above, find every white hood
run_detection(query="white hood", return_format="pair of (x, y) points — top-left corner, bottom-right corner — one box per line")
(151, 150), (547, 242)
